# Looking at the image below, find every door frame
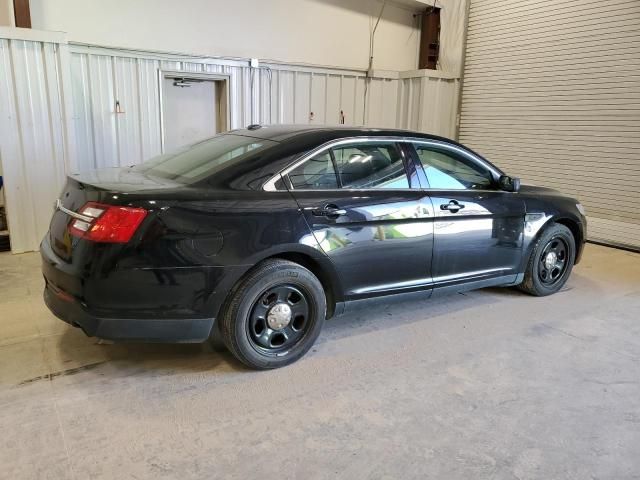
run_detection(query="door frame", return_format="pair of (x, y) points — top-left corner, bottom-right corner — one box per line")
(157, 70), (231, 153)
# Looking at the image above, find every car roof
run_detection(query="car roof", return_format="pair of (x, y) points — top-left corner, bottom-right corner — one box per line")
(227, 124), (453, 143)
(196, 124), (502, 190)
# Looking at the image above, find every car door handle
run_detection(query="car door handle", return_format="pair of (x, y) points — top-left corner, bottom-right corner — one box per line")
(311, 204), (347, 218)
(440, 200), (465, 213)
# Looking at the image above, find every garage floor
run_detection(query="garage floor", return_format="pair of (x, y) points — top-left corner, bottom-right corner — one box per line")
(1, 244), (639, 479)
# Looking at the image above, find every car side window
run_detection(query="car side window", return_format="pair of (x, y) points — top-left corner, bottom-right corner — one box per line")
(414, 145), (493, 190)
(288, 151), (338, 189)
(332, 142), (409, 189)
(285, 141), (410, 190)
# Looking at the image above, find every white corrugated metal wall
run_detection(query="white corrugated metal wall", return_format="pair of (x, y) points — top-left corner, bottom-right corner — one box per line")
(68, 45), (409, 172)
(259, 66), (399, 128)
(0, 32), (459, 253)
(0, 31), (75, 253)
(397, 70), (460, 137)
(459, 0), (640, 250)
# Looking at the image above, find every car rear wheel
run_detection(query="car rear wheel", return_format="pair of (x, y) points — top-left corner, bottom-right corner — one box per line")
(518, 223), (575, 296)
(218, 259), (326, 369)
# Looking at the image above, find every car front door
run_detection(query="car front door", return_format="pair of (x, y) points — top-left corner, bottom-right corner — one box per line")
(281, 138), (434, 299)
(408, 140), (525, 290)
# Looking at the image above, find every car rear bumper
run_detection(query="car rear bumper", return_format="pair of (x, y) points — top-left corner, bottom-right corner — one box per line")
(41, 236), (216, 343)
(43, 283), (214, 342)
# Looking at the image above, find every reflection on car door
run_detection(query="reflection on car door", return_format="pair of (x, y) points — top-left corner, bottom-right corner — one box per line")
(409, 141), (525, 289)
(285, 140), (434, 299)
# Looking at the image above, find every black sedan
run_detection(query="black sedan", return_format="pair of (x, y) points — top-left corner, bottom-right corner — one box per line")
(42, 126), (586, 369)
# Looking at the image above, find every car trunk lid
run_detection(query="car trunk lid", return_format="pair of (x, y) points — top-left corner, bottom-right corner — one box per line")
(49, 168), (181, 260)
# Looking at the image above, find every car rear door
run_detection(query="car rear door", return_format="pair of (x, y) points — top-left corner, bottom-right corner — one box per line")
(281, 138), (434, 299)
(407, 140), (525, 289)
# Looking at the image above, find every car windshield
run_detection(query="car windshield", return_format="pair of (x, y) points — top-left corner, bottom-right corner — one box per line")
(133, 134), (277, 183)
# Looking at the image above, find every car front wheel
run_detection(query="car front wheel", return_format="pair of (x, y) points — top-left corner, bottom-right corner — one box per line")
(518, 223), (576, 296)
(218, 259), (326, 369)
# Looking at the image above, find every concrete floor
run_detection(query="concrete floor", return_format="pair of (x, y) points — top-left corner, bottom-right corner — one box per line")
(0, 244), (639, 479)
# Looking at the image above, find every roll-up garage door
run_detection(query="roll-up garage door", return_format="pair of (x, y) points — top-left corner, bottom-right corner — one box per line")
(459, 0), (640, 250)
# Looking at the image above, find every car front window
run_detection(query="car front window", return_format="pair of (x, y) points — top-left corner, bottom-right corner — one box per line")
(414, 145), (493, 190)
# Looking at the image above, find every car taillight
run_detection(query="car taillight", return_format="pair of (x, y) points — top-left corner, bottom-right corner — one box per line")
(68, 202), (148, 243)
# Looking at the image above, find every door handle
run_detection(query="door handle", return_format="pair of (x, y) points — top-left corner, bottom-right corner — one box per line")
(311, 204), (347, 218)
(440, 200), (465, 213)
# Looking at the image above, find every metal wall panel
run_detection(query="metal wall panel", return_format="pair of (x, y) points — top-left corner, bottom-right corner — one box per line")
(396, 74), (460, 138)
(340, 75), (357, 126)
(0, 37), (71, 253)
(258, 67), (274, 125)
(309, 73), (326, 124)
(460, 0), (640, 249)
(354, 76), (366, 127)
(293, 72), (311, 125)
(366, 79), (384, 127)
(137, 58), (162, 161)
(325, 75), (342, 125)
(88, 54), (117, 169)
(67, 49), (459, 164)
(68, 48), (460, 167)
(114, 56), (142, 166)
(69, 53), (94, 170)
(276, 69), (295, 124)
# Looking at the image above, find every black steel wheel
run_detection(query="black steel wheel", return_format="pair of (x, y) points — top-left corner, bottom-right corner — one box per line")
(247, 284), (311, 354)
(219, 259), (326, 369)
(537, 236), (569, 286)
(518, 223), (575, 296)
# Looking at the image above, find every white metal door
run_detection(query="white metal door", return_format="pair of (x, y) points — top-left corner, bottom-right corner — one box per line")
(162, 78), (219, 152)
(459, 0), (640, 249)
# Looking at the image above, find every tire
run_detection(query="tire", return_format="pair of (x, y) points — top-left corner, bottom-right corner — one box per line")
(518, 223), (575, 296)
(218, 259), (326, 369)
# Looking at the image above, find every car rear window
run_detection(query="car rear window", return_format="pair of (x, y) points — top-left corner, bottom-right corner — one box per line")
(134, 134), (277, 183)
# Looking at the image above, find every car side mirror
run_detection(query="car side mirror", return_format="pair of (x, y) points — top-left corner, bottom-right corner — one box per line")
(499, 175), (520, 192)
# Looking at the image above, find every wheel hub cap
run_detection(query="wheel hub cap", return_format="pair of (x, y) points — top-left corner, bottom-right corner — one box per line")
(545, 251), (558, 270)
(266, 303), (292, 330)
